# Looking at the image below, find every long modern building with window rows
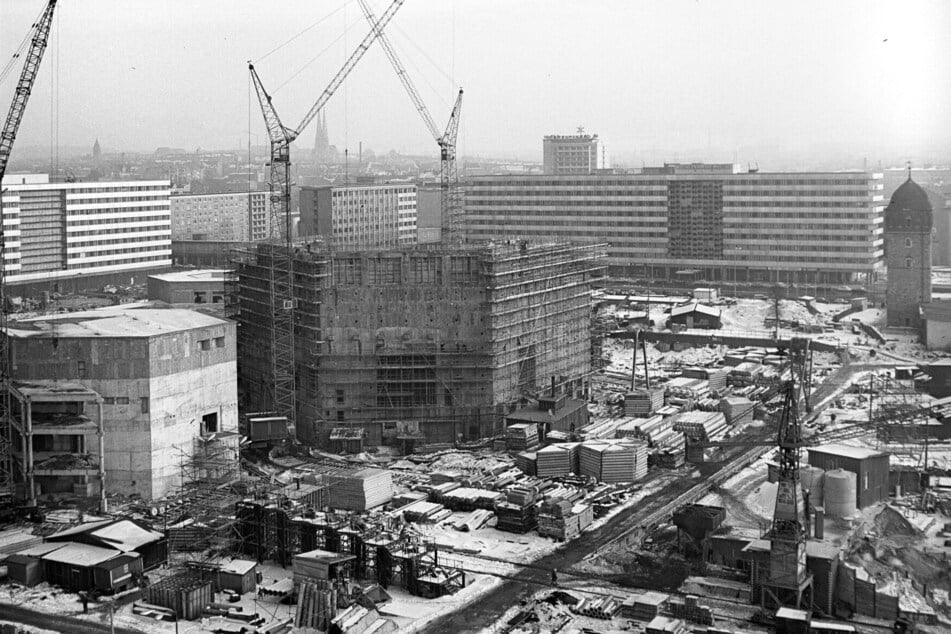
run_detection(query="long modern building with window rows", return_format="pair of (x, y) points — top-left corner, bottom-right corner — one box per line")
(465, 164), (885, 286)
(1, 174), (171, 286)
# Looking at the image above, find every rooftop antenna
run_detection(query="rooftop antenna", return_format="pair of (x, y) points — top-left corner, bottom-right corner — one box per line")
(577, 125), (584, 135)
(907, 160), (912, 180)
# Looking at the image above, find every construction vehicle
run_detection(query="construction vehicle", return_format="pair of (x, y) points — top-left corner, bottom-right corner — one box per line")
(0, 0), (59, 506)
(247, 0), (405, 430)
(356, 0), (464, 240)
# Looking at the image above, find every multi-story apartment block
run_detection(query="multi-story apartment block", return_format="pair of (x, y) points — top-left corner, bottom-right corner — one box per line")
(298, 184), (417, 248)
(0, 174), (171, 286)
(466, 164), (885, 286)
(543, 133), (603, 174)
(170, 191), (269, 242)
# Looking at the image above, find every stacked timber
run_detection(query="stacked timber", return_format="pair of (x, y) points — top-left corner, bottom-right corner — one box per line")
(624, 387), (665, 416)
(494, 502), (536, 533)
(146, 575), (213, 621)
(672, 411), (728, 442)
(505, 423), (539, 451)
(535, 443), (580, 477)
(401, 501), (446, 523)
(720, 397), (755, 427)
(328, 468), (393, 511)
(537, 498), (593, 541)
(722, 353), (747, 367)
(391, 491), (427, 509)
(579, 439), (645, 483)
(515, 451), (537, 476)
(728, 362), (761, 387)
(665, 377), (710, 401)
(668, 595), (714, 625)
(295, 580), (339, 631)
(652, 446), (684, 469)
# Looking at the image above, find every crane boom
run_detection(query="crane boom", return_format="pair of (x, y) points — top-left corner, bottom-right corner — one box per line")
(245, 0), (405, 430)
(356, 0), (463, 241)
(0, 0), (59, 502)
(291, 0), (406, 142)
(356, 0), (440, 141)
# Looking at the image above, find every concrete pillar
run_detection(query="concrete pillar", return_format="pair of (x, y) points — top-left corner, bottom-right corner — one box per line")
(97, 399), (107, 513)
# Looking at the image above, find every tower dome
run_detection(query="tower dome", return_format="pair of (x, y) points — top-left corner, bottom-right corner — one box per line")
(884, 176), (932, 232)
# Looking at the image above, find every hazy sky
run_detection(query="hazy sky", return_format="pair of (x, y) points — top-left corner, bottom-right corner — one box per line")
(1, 0), (949, 164)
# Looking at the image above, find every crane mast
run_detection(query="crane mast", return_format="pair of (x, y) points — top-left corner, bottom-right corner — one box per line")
(356, 0), (464, 241)
(247, 0), (404, 429)
(0, 0), (58, 502)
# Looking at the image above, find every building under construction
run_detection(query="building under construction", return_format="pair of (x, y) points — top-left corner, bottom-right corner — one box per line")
(233, 241), (606, 445)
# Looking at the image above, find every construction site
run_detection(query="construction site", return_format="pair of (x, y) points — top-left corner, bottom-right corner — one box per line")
(0, 2), (950, 634)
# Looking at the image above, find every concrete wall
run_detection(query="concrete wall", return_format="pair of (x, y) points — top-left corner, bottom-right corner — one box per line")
(926, 319), (951, 350)
(8, 321), (237, 500)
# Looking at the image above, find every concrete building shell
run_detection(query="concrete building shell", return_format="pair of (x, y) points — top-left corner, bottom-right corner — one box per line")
(3, 307), (238, 500)
(233, 241), (606, 445)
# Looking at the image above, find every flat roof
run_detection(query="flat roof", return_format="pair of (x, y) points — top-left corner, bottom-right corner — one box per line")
(294, 549), (356, 565)
(7, 305), (228, 339)
(808, 443), (888, 460)
(149, 269), (229, 283)
(41, 542), (121, 567)
(220, 558), (257, 576)
(506, 399), (587, 423)
(11, 381), (99, 399)
(806, 541), (840, 560)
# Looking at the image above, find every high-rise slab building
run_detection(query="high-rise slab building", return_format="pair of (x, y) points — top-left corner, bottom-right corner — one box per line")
(298, 183), (417, 247)
(0, 174), (171, 287)
(466, 164), (885, 286)
(543, 133), (603, 174)
(233, 241), (605, 446)
(170, 191), (269, 242)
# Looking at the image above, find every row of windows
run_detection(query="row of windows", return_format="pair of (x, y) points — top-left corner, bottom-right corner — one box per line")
(72, 255), (168, 269)
(68, 185), (167, 194)
(69, 195), (168, 204)
(67, 214), (170, 226)
(198, 336), (226, 351)
(472, 177), (874, 188)
(69, 224), (170, 237)
(68, 205), (169, 216)
(71, 246), (169, 258)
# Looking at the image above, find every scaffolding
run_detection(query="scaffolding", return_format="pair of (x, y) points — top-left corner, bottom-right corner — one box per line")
(230, 241), (606, 447)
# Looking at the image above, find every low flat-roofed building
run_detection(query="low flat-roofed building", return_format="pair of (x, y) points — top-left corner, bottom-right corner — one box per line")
(148, 269), (228, 306)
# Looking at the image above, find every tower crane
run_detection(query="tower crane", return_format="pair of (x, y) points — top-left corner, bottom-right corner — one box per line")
(0, 0), (58, 503)
(356, 0), (464, 240)
(246, 0), (404, 430)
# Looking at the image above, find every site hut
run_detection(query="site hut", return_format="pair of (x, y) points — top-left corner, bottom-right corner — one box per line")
(666, 302), (722, 330)
(46, 518), (166, 571)
(505, 386), (589, 444)
(35, 542), (143, 594)
(2, 305), (239, 501)
(807, 444), (890, 509)
(147, 269), (228, 306)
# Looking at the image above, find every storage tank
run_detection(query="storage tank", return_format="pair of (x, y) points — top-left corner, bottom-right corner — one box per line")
(800, 465), (824, 508)
(823, 468), (857, 519)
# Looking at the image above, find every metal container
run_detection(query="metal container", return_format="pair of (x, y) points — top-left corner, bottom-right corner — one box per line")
(823, 468), (857, 519)
(800, 465), (824, 508)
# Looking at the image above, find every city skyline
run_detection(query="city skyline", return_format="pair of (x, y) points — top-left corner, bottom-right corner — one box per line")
(0, 0), (948, 166)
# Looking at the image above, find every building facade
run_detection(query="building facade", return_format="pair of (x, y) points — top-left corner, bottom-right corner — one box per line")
(170, 191), (269, 242)
(4, 307), (238, 500)
(298, 184), (417, 248)
(543, 134), (603, 174)
(884, 177), (932, 328)
(466, 164), (885, 286)
(0, 174), (171, 286)
(234, 242), (606, 446)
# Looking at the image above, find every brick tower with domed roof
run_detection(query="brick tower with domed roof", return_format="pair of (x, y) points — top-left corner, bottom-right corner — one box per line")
(885, 171), (933, 328)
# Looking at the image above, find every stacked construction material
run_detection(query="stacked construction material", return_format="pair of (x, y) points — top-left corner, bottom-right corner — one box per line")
(722, 352), (747, 367)
(646, 616), (690, 634)
(668, 595), (714, 626)
(571, 596), (620, 619)
(453, 509), (493, 532)
(652, 446), (684, 469)
(436, 487), (504, 511)
(400, 500), (446, 523)
(720, 396), (755, 427)
(621, 591), (670, 620)
(631, 440), (649, 480)
(665, 377), (710, 402)
(327, 468), (393, 511)
(728, 362), (762, 387)
(505, 423), (539, 451)
(672, 411), (728, 442)
(494, 487), (538, 533)
(681, 367), (729, 391)
(579, 438), (646, 483)
(625, 387), (665, 416)
(391, 490), (427, 509)
(535, 443), (580, 477)
(537, 499), (594, 541)
(515, 451), (537, 476)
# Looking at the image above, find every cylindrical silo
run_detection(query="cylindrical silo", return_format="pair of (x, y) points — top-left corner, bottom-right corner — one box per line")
(823, 469), (857, 519)
(800, 465), (824, 508)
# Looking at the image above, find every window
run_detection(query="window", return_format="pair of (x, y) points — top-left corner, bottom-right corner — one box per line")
(194, 292), (206, 303)
(214, 336), (225, 348)
(202, 412), (218, 434)
(141, 397), (149, 414)
(905, 258), (912, 269)
(78, 360), (86, 378)
(336, 410), (345, 421)
(199, 339), (211, 351)
(336, 389), (345, 405)
(115, 397), (130, 405)
(905, 237), (913, 248)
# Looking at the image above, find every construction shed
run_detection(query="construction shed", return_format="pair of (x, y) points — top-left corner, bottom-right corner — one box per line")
(39, 543), (142, 593)
(293, 549), (356, 585)
(46, 519), (166, 571)
(505, 395), (589, 440)
(666, 302), (722, 330)
(5, 554), (43, 587)
(807, 444), (889, 508)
